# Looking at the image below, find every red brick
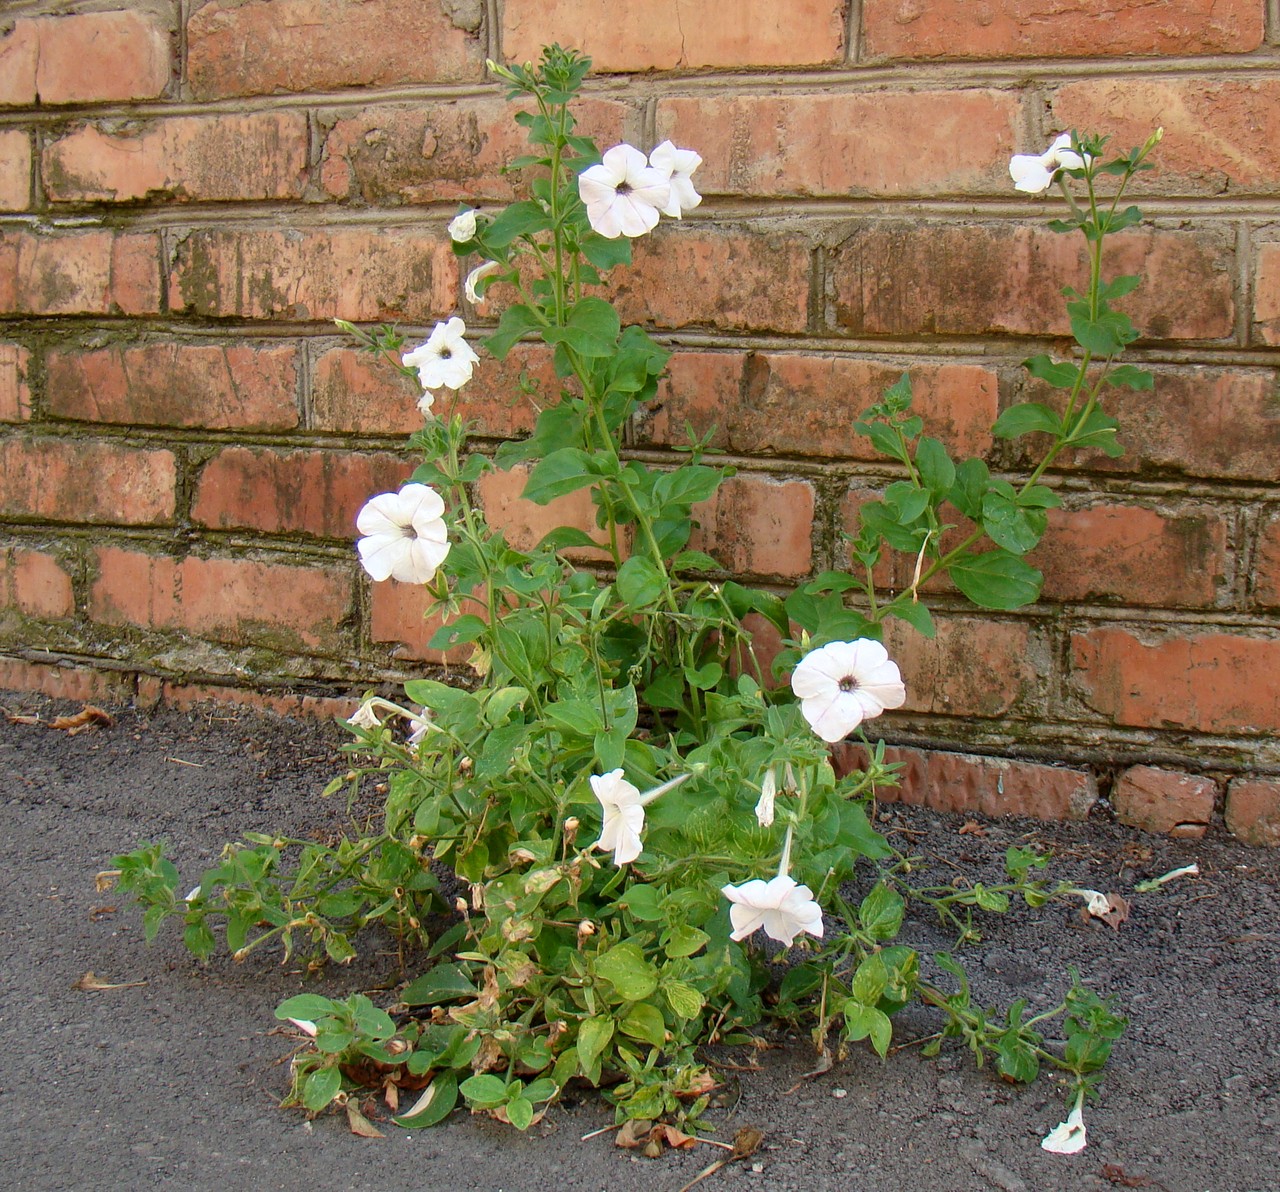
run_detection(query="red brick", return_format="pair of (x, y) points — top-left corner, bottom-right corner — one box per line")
(1072, 627), (1280, 733)
(167, 227), (456, 322)
(831, 742), (1098, 821)
(43, 113), (309, 204)
(1256, 513), (1280, 609)
(689, 473), (814, 579)
(0, 229), (160, 316)
(0, 437), (175, 525)
(150, 680), (360, 722)
(657, 90), (1019, 198)
(614, 226), (812, 334)
(187, 0), (483, 100)
(1046, 367), (1280, 484)
(90, 546), (351, 653)
(370, 582), (478, 665)
(46, 343), (299, 431)
(1112, 765), (1216, 837)
(0, 658), (135, 704)
(0, 130), (30, 211)
(1051, 79), (1280, 196)
(476, 465), (620, 563)
(318, 98), (630, 205)
(0, 10), (171, 106)
(884, 615), (1043, 719)
(192, 447), (410, 539)
(647, 353), (997, 460)
(1225, 777), (1280, 847)
(1256, 242), (1280, 346)
(0, 344), (31, 422)
(862, 0), (1263, 61)
(830, 222), (1234, 342)
(1037, 502), (1229, 608)
(0, 546), (74, 619)
(503, 0), (846, 70)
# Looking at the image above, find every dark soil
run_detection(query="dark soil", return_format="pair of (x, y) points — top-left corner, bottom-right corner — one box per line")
(2, 691), (1277, 1192)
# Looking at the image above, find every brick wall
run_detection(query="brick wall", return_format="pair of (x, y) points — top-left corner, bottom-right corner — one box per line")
(3, 1), (1280, 833)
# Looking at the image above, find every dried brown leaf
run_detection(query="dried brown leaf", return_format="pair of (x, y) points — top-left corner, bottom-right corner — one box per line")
(1099, 893), (1131, 930)
(345, 1102), (385, 1138)
(50, 705), (113, 734)
(72, 970), (147, 991)
(614, 1119), (654, 1149)
(958, 820), (987, 836)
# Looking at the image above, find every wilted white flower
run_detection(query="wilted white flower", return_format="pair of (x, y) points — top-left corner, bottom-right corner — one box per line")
(406, 707), (434, 748)
(1041, 1099), (1087, 1154)
(755, 766), (778, 828)
(577, 144), (671, 239)
(448, 208), (478, 242)
(402, 317), (481, 392)
(1068, 887), (1112, 918)
(347, 698), (384, 730)
(356, 484), (450, 584)
(1009, 133), (1086, 194)
(464, 260), (502, 306)
(649, 140), (702, 218)
(790, 639), (906, 744)
(589, 769), (689, 866)
(721, 874), (824, 946)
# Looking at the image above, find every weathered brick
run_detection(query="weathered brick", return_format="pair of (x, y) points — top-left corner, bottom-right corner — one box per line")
(647, 353), (997, 460)
(1051, 79), (1280, 195)
(0, 658), (134, 704)
(370, 582), (477, 665)
(1112, 765), (1216, 837)
(656, 90), (1019, 198)
(1255, 512), (1280, 609)
(689, 474), (814, 578)
(1072, 627), (1280, 733)
(476, 465), (619, 562)
(1225, 777), (1280, 847)
(187, 0), (483, 100)
(46, 343), (299, 431)
(830, 222), (1234, 342)
(1256, 242), (1280, 346)
(831, 742), (1098, 821)
(0, 130), (30, 211)
(167, 227), (456, 322)
(90, 546), (350, 653)
(862, 0), (1264, 61)
(192, 447), (410, 539)
(0, 438), (175, 525)
(1048, 367), (1280, 483)
(503, 0), (846, 71)
(1036, 501), (1229, 608)
(43, 113), (309, 204)
(0, 229), (160, 316)
(0, 546), (75, 619)
(149, 680), (359, 722)
(0, 344), (31, 422)
(318, 98), (630, 205)
(614, 226), (812, 334)
(884, 615), (1043, 719)
(0, 10), (170, 106)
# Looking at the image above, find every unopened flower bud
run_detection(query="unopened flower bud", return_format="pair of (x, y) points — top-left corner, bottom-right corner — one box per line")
(577, 919), (595, 943)
(454, 896), (468, 914)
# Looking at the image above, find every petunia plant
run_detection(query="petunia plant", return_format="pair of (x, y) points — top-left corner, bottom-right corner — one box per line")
(113, 47), (1150, 1150)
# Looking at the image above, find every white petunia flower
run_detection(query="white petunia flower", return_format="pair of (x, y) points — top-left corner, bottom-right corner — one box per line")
(356, 484), (450, 584)
(577, 144), (672, 239)
(406, 707), (434, 748)
(721, 874), (824, 946)
(402, 317), (481, 392)
(464, 260), (502, 306)
(1009, 133), (1086, 194)
(648, 140), (702, 218)
(790, 639), (906, 744)
(347, 698), (384, 730)
(448, 208), (478, 243)
(755, 766), (778, 828)
(1041, 1099), (1087, 1154)
(589, 769), (689, 867)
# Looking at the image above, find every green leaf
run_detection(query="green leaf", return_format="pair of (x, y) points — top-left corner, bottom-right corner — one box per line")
(522, 448), (595, 504)
(485, 303), (544, 360)
(653, 464), (723, 508)
(664, 924), (710, 959)
(1022, 354), (1080, 389)
(302, 1066), (343, 1112)
(663, 980), (704, 1020)
(483, 199), (552, 248)
(594, 942), (659, 1001)
(275, 994), (337, 1023)
(889, 599), (935, 639)
(843, 1003), (893, 1058)
(545, 297), (620, 358)
(915, 437), (955, 496)
(992, 402), (1061, 439)
(402, 964), (478, 1006)
(620, 1002), (667, 1048)
(947, 458), (989, 521)
(1104, 364), (1154, 390)
(427, 615), (488, 652)
(1066, 405), (1123, 456)
(1099, 273), (1142, 300)
(995, 1035), (1041, 1083)
(580, 232), (632, 272)
(617, 883), (664, 922)
(858, 883), (905, 941)
(504, 1095), (535, 1131)
(948, 550), (1042, 610)
(459, 1074), (508, 1107)
(615, 556), (667, 608)
(576, 1016), (615, 1071)
(543, 698), (604, 737)
(981, 487), (1046, 555)
(394, 1071), (459, 1129)
(852, 953), (889, 1005)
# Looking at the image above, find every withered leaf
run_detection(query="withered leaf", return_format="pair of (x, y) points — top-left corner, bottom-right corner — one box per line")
(50, 705), (113, 734)
(345, 1102), (385, 1138)
(958, 820), (987, 836)
(72, 970), (147, 991)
